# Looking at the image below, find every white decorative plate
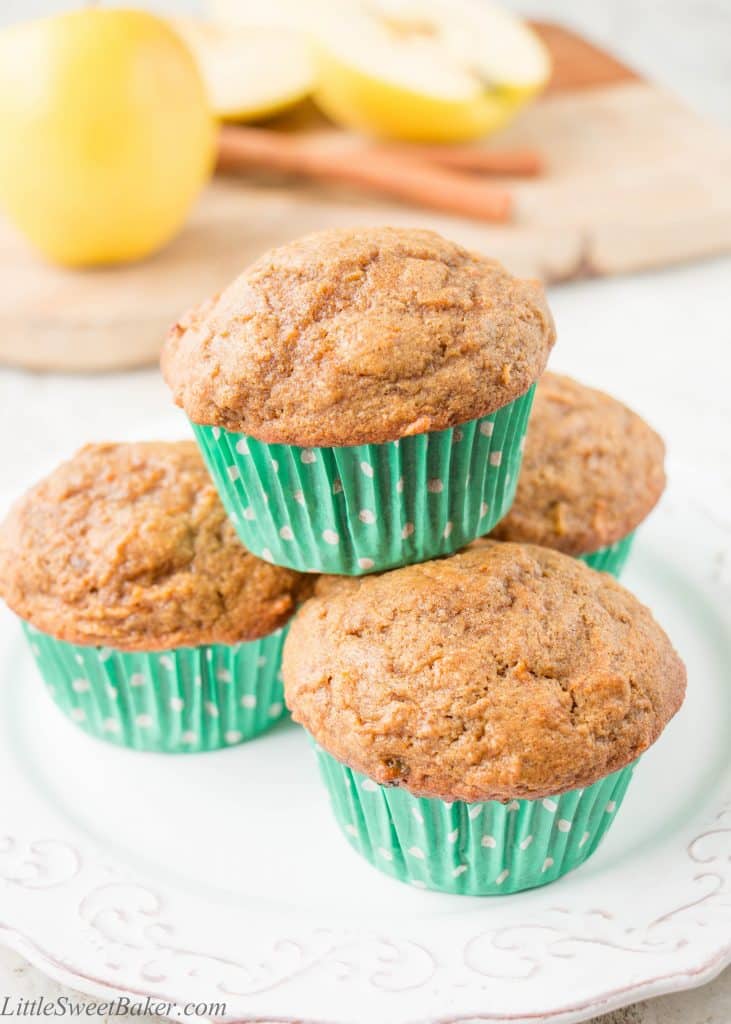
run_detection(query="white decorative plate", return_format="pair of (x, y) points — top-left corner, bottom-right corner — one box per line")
(0, 481), (729, 1024)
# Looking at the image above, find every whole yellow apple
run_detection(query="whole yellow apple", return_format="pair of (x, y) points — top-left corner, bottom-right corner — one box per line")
(0, 8), (216, 267)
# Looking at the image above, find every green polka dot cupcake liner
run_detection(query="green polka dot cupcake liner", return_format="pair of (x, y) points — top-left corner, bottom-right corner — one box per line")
(578, 530), (636, 577)
(315, 746), (636, 896)
(22, 622), (289, 753)
(191, 385), (536, 575)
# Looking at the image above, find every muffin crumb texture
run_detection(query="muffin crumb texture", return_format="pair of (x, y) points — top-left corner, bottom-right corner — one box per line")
(0, 442), (312, 650)
(491, 373), (666, 554)
(284, 542), (686, 802)
(162, 227), (555, 446)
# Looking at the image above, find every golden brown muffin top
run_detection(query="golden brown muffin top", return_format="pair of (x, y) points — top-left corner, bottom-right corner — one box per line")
(0, 442), (312, 651)
(283, 543), (685, 802)
(491, 373), (666, 555)
(161, 227), (555, 446)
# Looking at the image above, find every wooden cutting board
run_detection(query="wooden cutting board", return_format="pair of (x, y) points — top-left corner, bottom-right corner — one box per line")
(1, 21), (730, 371)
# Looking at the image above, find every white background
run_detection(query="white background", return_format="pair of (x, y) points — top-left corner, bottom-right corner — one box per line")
(0, 2), (729, 1022)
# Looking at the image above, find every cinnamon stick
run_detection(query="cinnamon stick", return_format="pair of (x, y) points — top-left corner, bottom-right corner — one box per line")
(217, 125), (513, 224)
(385, 142), (543, 176)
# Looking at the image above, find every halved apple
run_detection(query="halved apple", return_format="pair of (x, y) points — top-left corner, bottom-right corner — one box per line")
(207, 0), (309, 32)
(309, 0), (551, 142)
(173, 17), (313, 122)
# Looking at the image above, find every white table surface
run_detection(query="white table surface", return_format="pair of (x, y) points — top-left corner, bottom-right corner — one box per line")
(0, 1), (729, 1022)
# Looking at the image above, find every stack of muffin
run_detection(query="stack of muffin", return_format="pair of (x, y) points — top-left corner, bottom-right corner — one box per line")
(0, 227), (685, 896)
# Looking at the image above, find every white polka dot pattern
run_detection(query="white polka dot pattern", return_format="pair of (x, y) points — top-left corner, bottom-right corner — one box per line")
(315, 747), (637, 896)
(22, 621), (290, 754)
(190, 384), (537, 575)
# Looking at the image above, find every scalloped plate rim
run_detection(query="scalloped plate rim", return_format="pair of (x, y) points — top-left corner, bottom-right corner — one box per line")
(0, 475), (729, 1024)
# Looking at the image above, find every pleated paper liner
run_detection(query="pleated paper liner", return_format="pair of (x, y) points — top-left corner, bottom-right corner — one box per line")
(315, 746), (636, 896)
(192, 385), (536, 575)
(579, 530), (636, 577)
(22, 622), (289, 753)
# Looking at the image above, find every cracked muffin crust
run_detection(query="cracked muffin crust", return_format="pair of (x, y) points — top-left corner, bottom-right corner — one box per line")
(283, 542), (685, 802)
(491, 373), (666, 555)
(0, 442), (312, 651)
(161, 226), (555, 446)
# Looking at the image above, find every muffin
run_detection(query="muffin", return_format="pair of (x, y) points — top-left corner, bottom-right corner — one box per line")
(0, 442), (312, 752)
(283, 543), (685, 895)
(162, 227), (555, 575)
(490, 373), (666, 576)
